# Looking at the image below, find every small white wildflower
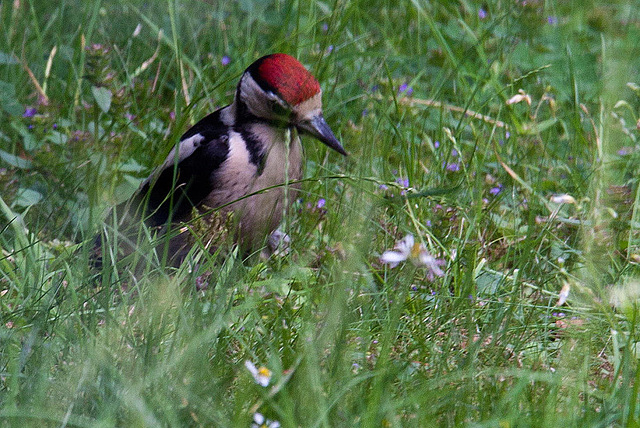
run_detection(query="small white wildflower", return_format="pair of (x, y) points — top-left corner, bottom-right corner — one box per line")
(380, 234), (445, 279)
(132, 23), (142, 37)
(261, 228), (291, 260)
(253, 413), (265, 426)
(506, 89), (532, 105)
(268, 228), (291, 257)
(252, 413), (281, 428)
(550, 194), (576, 204)
(557, 282), (570, 306)
(418, 251), (445, 280)
(380, 234), (415, 268)
(244, 360), (272, 387)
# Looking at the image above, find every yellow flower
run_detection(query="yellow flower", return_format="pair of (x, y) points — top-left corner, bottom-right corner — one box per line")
(245, 360), (272, 387)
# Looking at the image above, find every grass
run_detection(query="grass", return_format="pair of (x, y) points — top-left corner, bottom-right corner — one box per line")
(1, 0), (640, 426)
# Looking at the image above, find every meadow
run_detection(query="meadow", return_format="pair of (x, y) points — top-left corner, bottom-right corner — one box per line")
(1, 0), (640, 426)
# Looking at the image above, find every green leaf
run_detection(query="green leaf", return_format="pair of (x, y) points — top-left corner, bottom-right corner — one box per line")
(0, 149), (32, 169)
(0, 81), (23, 116)
(114, 176), (142, 202)
(0, 52), (18, 64)
(475, 270), (503, 295)
(521, 118), (559, 135)
(45, 131), (68, 145)
(91, 86), (112, 113)
(10, 122), (39, 151)
(118, 159), (147, 173)
(13, 188), (43, 208)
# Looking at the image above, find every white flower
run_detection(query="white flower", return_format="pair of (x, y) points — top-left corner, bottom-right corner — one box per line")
(267, 228), (291, 257)
(261, 228), (291, 259)
(550, 194), (576, 204)
(252, 413), (281, 428)
(506, 89), (532, 105)
(132, 23), (142, 37)
(245, 360), (272, 387)
(557, 282), (570, 306)
(380, 234), (445, 279)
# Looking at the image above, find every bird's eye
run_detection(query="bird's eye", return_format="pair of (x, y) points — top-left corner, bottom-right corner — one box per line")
(268, 97), (289, 117)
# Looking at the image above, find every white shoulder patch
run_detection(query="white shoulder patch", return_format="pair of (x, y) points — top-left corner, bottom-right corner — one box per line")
(159, 133), (205, 170)
(142, 133), (205, 186)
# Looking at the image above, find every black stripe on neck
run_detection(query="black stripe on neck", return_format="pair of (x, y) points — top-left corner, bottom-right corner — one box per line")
(238, 127), (266, 176)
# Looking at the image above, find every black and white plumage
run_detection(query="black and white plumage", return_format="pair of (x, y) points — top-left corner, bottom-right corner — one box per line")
(96, 53), (346, 266)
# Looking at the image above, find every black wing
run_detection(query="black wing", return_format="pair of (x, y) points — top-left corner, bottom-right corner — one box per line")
(128, 109), (232, 227)
(138, 132), (229, 227)
(91, 109), (232, 268)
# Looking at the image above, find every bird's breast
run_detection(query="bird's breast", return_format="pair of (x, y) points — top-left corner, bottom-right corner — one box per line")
(202, 127), (302, 246)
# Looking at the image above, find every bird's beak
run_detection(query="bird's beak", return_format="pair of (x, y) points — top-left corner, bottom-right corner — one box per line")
(297, 115), (347, 156)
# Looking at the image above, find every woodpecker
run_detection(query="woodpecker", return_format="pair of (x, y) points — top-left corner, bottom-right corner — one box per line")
(98, 53), (346, 265)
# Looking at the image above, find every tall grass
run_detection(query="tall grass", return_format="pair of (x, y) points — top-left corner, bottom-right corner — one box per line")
(1, 0), (640, 426)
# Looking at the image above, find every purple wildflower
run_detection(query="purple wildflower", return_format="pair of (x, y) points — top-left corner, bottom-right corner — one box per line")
(23, 107), (36, 118)
(52, 123), (57, 129)
(397, 83), (413, 96)
(321, 23), (329, 32)
(478, 8), (487, 19)
(316, 198), (326, 209)
(434, 140), (440, 149)
(221, 56), (231, 66)
(396, 177), (409, 187)
(547, 16), (558, 25)
(451, 148), (458, 157)
(379, 184), (389, 191)
(446, 163), (460, 172)
(327, 45), (334, 54)
(490, 184), (503, 195)
(426, 220), (432, 227)
(618, 147), (632, 156)
(362, 108), (369, 116)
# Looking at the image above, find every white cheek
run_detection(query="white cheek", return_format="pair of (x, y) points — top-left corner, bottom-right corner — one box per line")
(239, 74), (282, 120)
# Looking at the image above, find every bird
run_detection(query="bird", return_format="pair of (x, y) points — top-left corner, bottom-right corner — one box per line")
(95, 53), (347, 266)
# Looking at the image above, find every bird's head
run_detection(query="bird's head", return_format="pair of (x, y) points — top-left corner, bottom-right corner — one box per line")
(237, 53), (347, 156)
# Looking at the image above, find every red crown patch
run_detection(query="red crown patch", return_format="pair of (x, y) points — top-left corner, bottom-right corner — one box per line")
(257, 54), (321, 106)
